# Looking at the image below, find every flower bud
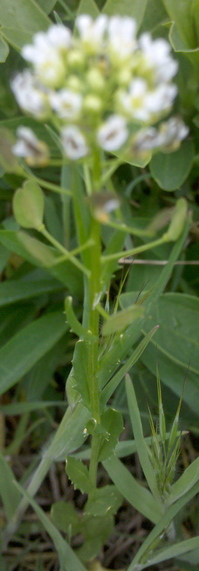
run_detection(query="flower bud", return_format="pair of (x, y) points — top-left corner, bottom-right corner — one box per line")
(164, 198), (188, 242)
(86, 68), (105, 92)
(83, 94), (102, 114)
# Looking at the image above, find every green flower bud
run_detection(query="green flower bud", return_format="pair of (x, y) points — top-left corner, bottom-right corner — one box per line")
(164, 198), (188, 242)
(67, 75), (83, 92)
(67, 49), (85, 70)
(86, 68), (105, 92)
(83, 94), (102, 114)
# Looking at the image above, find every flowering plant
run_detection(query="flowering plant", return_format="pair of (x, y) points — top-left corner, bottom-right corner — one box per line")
(11, 15), (188, 164)
(0, 4), (199, 571)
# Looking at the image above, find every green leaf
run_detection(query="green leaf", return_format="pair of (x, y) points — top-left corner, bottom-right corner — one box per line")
(103, 455), (162, 524)
(100, 327), (158, 406)
(0, 128), (20, 173)
(128, 479), (199, 569)
(77, 0), (99, 17)
(0, 450), (21, 520)
(146, 536), (199, 568)
(150, 139), (194, 191)
(66, 457), (93, 494)
(162, 0), (198, 48)
(164, 198), (188, 241)
(14, 481), (87, 571)
(71, 339), (92, 409)
(139, 0), (168, 33)
(141, 293), (199, 413)
(13, 181), (44, 230)
(125, 375), (159, 499)
(85, 485), (122, 517)
(102, 304), (144, 336)
(0, 35), (9, 61)
(0, 278), (63, 307)
(0, 230), (83, 293)
(170, 457), (199, 502)
(0, 311), (67, 395)
(0, 0), (50, 50)
(51, 500), (80, 535)
(98, 408), (124, 461)
(0, 401), (66, 415)
(103, 0), (148, 30)
(37, 0), (57, 13)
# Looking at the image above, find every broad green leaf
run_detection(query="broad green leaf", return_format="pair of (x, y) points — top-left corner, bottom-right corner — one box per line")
(77, 0), (99, 17)
(139, 0), (168, 33)
(102, 304), (144, 336)
(125, 375), (159, 499)
(51, 501), (80, 534)
(84, 485), (122, 517)
(103, 0), (148, 30)
(103, 455), (162, 524)
(169, 22), (199, 67)
(121, 291), (199, 414)
(14, 481), (87, 571)
(150, 139), (194, 191)
(0, 0), (50, 50)
(0, 35), (9, 61)
(0, 311), (67, 395)
(37, 0), (57, 13)
(0, 450), (21, 520)
(13, 181), (44, 230)
(162, 0), (196, 48)
(0, 278), (63, 306)
(66, 457), (93, 494)
(98, 408), (124, 461)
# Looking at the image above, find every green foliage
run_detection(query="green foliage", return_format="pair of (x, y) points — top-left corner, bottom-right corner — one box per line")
(13, 180), (44, 230)
(0, 1), (199, 570)
(150, 140), (195, 191)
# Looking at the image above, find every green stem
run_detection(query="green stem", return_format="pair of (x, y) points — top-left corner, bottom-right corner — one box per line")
(101, 236), (166, 263)
(40, 225), (90, 277)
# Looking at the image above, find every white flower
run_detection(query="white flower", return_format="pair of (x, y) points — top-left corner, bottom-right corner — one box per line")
(159, 117), (189, 148)
(12, 126), (49, 166)
(139, 33), (178, 82)
(117, 79), (177, 123)
(117, 79), (150, 122)
(11, 71), (49, 118)
(61, 125), (89, 159)
(145, 84), (177, 115)
(50, 89), (82, 119)
(133, 127), (163, 150)
(107, 16), (137, 62)
(47, 24), (72, 50)
(75, 14), (108, 53)
(97, 114), (128, 151)
(22, 30), (67, 88)
(133, 117), (189, 151)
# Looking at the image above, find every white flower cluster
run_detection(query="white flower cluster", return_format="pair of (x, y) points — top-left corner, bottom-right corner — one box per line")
(11, 15), (188, 161)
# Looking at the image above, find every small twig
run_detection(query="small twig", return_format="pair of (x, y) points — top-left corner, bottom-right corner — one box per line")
(119, 258), (199, 266)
